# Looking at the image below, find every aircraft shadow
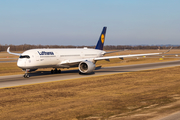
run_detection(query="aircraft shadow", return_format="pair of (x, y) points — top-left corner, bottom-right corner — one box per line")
(27, 66), (132, 77)
(27, 67), (102, 77)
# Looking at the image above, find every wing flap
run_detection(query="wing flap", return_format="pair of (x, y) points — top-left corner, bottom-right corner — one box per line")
(104, 49), (128, 55)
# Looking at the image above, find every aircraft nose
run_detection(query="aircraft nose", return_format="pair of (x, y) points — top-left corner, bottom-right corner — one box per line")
(17, 59), (26, 68)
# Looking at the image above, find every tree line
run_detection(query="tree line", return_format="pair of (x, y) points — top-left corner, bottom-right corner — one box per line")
(0, 44), (178, 52)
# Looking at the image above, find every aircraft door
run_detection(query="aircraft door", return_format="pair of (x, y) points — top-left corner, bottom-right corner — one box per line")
(35, 53), (40, 61)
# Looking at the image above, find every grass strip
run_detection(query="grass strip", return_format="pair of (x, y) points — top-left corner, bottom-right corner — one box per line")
(1, 66), (180, 119)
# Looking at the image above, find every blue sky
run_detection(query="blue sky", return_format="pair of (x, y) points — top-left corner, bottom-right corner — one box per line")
(0, 0), (180, 46)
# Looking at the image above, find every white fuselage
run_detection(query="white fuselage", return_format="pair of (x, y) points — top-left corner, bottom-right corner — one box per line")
(17, 48), (105, 69)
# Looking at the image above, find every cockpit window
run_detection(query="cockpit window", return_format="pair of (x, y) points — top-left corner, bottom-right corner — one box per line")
(19, 55), (30, 59)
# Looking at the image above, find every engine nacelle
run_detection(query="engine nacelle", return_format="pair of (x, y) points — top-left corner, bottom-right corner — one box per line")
(79, 61), (95, 73)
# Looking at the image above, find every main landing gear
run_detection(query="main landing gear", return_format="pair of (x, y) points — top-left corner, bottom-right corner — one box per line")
(51, 68), (61, 74)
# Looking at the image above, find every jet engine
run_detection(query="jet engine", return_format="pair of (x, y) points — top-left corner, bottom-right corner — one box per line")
(78, 61), (95, 73)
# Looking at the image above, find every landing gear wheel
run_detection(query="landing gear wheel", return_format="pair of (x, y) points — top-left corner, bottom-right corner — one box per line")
(58, 70), (61, 73)
(54, 69), (58, 74)
(51, 69), (61, 74)
(24, 73), (29, 78)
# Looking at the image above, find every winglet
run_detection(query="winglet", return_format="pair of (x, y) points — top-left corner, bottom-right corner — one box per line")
(95, 27), (107, 50)
(7, 47), (21, 56)
(162, 47), (173, 54)
(7, 47), (10, 53)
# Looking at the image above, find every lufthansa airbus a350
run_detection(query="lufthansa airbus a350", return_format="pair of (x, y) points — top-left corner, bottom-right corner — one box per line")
(7, 27), (170, 78)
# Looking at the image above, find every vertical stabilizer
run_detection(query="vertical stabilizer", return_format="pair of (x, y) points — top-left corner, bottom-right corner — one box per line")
(95, 27), (107, 50)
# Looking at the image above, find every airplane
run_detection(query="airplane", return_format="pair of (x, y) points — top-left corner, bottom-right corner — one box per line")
(7, 27), (171, 78)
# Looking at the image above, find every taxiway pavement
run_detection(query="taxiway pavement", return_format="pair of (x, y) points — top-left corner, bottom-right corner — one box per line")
(159, 111), (180, 120)
(0, 60), (180, 88)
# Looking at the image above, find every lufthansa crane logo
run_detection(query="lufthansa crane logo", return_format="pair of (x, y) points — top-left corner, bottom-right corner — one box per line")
(101, 34), (105, 43)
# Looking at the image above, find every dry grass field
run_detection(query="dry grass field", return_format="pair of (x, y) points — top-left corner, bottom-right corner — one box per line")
(0, 51), (21, 59)
(0, 49), (180, 76)
(1, 66), (180, 119)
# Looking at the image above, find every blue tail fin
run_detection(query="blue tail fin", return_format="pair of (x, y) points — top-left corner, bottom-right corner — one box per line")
(95, 27), (107, 50)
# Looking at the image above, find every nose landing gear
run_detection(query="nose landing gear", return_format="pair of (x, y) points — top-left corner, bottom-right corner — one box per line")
(24, 73), (29, 78)
(23, 69), (30, 78)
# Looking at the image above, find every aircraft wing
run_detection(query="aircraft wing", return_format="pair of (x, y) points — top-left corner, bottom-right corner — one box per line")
(60, 48), (172, 65)
(95, 47), (173, 61)
(94, 47), (172, 61)
(94, 52), (161, 61)
(7, 47), (21, 56)
(60, 52), (161, 66)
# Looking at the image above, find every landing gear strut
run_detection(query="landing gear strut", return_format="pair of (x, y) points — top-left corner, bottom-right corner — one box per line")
(24, 69), (30, 78)
(51, 68), (61, 74)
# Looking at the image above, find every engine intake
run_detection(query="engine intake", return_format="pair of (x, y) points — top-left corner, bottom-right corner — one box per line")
(79, 61), (95, 73)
